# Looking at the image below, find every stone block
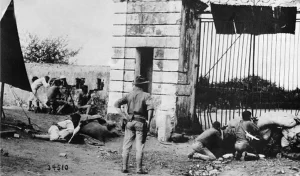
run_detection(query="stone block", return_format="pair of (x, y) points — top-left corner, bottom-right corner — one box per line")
(152, 71), (178, 84)
(110, 69), (124, 81)
(125, 48), (136, 58)
(126, 13), (181, 25)
(112, 48), (136, 59)
(124, 36), (180, 48)
(124, 70), (135, 81)
(112, 37), (126, 47)
(124, 81), (133, 92)
(154, 48), (179, 60)
(152, 83), (177, 95)
(112, 48), (125, 58)
(153, 60), (179, 71)
(124, 59), (135, 70)
(160, 95), (177, 111)
(110, 59), (125, 70)
(126, 24), (180, 36)
(127, 1), (182, 13)
(107, 92), (123, 107)
(108, 81), (123, 92)
(176, 84), (191, 96)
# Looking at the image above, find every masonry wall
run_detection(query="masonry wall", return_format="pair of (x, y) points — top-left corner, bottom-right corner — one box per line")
(108, 0), (183, 141)
(3, 63), (110, 108)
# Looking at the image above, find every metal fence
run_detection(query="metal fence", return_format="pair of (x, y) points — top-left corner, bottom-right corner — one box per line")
(196, 13), (300, 129)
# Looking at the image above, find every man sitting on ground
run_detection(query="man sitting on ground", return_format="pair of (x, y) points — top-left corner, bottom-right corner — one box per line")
(75, 85), (92, 115)
(188, 121), (223, 161)
(33, 113), (81, 141)
(46, 79), (67, 114)
(234, 110), (260, 160)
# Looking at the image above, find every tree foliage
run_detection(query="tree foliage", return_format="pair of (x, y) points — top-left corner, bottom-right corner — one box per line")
(21, 33), (81, 64)
(196, 75), (300, 110)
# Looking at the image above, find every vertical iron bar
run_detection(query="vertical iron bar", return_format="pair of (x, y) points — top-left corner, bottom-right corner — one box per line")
(274, 34), (278, 112)
(265, 34), (269, 113)
(269, 34), (273, 112)
(215, 25), (221, 123)
(279, 34), (282, 111)
(239, 34), (246, 116)
(223, 33), (229, 126)
(227, 34), (234, 123)
(248, 34), (253, 113)
(219, 30), (225, 126)
(234, 33), (241, 120)
(284, 34), (287, 112)
(202, 22), (208, 130)
(208, 22), (214, 126)
(287, 34), (292, 113)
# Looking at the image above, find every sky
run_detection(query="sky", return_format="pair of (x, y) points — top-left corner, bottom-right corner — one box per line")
(14, 0), (114, 66)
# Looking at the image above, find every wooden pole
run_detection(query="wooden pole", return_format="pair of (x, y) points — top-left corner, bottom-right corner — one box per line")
(190, 19), (202, 123)
(1, 83), (6, 119)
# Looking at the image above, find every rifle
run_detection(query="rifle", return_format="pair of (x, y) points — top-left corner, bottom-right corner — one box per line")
(245, 130), (260, 141)
(68, 123), (81, 143)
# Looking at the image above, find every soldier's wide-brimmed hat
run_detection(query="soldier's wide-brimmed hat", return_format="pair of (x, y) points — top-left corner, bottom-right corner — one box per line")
(133, 75), (149, 85)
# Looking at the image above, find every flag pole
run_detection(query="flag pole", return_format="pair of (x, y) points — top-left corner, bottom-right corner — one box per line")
(1, 83), (6, 119)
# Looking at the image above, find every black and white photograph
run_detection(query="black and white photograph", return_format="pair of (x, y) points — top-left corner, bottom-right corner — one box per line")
(1, 0), (300, 175)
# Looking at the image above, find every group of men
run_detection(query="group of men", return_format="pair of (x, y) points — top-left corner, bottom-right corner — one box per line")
(27, 75), (260, 174)
(188, 110), (260, 161)
(113, 76), (260, 174)
(27, 75), (92, 115)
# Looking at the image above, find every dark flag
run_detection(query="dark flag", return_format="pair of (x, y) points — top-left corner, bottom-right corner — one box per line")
(1, 0), (31, 91)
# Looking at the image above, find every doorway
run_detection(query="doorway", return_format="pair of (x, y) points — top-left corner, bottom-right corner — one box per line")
(135, 47), (154, 93)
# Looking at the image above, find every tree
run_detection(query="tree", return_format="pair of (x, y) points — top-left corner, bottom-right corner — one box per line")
(21, 33), (81, 64)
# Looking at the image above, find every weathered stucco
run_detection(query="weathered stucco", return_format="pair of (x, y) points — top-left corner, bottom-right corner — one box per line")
(108, 0), (183, 141)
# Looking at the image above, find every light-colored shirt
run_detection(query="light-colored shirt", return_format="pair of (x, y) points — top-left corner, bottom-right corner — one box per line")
(57, 120), (74, 130)
(31, 77), (49, 91)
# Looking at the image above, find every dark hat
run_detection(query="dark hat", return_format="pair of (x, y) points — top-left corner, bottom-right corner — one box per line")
(133, 75), (149, 85)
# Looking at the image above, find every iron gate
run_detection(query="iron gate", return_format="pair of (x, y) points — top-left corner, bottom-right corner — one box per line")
(196, 13), (300, 129)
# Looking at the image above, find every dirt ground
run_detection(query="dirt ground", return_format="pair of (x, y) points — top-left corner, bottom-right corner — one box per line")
(1, 106), (299, 176)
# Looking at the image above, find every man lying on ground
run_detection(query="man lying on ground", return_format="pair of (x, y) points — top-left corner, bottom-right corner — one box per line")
(32, 113), (81, 141)
(188, 121), (222, 161)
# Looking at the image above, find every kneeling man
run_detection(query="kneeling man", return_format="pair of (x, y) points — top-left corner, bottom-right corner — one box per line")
(234, 111), (260, 160)
(188, 121), (222, 161)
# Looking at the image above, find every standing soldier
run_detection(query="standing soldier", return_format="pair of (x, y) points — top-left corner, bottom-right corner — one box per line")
(114, 76), (154, 174)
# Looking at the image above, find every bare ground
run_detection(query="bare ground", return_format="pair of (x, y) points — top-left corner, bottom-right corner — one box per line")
(1, 106), (299, 176)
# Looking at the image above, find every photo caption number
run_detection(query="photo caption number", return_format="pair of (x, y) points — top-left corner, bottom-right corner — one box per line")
(47, 164), (69, 171)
